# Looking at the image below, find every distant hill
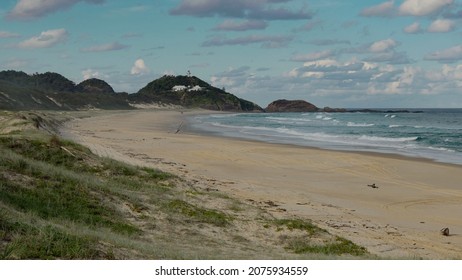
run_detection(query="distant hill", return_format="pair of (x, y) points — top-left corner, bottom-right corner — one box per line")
(75, 78), (115, 94)
(0, 70), (263, 112)
(130, 75), (263, 112)
(0, 71), (131, 110)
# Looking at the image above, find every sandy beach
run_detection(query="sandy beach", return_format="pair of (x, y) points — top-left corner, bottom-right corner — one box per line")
(62, 109), (462, 259)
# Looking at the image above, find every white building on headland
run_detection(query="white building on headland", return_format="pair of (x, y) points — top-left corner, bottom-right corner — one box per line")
(172, 85), (187, 91)
(171, 85), (203, 92)
(188, 85), (203, 92)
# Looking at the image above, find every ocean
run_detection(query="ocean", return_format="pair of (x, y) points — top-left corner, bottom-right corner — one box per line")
(190, 109), (462, 165)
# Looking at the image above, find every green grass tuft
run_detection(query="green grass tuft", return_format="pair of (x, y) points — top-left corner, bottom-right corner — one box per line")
(0, 212), (108, 259)
(165, 199), (231, 227)
(273, 219), (327, 236)
(287, 236), (367, 256)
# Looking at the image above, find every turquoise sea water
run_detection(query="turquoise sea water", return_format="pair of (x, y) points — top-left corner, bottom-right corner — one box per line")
(190, 109), (462, 165)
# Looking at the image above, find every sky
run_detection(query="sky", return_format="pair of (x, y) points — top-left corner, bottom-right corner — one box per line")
(1, 0), (462, 108)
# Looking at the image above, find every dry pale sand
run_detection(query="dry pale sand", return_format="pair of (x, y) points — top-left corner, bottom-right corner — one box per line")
(62, 109), (462, 259)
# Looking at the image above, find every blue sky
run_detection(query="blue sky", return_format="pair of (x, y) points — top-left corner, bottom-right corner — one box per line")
(1, 0), (462, 108)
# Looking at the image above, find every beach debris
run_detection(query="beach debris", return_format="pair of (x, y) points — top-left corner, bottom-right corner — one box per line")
(175, 121), (184, 134)
(367, 183), (379, 189)
(264, 200), (280, 207)
(60, 146), (76, 157)
(441, 227), (450, 236)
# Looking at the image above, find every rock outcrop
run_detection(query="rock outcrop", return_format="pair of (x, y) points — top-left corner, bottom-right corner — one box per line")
(265, 99), (318, 112)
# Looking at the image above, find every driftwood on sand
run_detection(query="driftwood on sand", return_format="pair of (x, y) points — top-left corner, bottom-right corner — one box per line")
(441, 227), (450, 236)
(175, 121), (184, 134)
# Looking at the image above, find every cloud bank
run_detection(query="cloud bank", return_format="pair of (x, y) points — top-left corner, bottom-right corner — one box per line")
(170, 0), (312, 21)
(6, 0), (104, 21)
(361, 0), (454, 18)
(81, 42), (129, 52)
(360, 1), (395, 17)
(398, 0), (453, 16)
(213, 19), (268, 31)
(18, 28), (67, 49)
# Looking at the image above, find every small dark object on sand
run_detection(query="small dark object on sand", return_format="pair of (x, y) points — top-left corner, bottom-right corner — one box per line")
(367, 183), (378, 189)
(441, 227), (450, 236)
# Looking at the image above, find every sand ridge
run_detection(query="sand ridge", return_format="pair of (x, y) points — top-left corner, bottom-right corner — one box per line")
(62, 109), (462, 259)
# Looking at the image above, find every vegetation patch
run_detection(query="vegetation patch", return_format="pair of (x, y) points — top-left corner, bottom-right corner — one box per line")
(165, 199), (231, 227)
(286, 236), (367, 256)
(0, 212), (106, 259)
(268, 218), (367, 257)
(273, 219), (327, 236)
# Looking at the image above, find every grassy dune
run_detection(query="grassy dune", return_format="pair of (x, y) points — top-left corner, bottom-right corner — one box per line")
(0, 111), (369, 259)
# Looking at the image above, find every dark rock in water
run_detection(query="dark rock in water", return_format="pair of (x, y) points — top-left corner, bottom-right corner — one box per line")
(265, 99), (318, 112)
(348, 109), (424, 113)
(348, 109), (382, 113)
(323, 106), (347, 113)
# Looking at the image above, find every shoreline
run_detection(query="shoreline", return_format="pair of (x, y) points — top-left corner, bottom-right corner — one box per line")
(185, 111), (462, 167)
(61, 109), (462, 259)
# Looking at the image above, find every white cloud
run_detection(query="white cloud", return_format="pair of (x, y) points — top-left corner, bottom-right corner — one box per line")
(367, 66), (419, 95)
(213, 19), (267, 31)
(403, 22), (422, 33)
(170, 0), (312, 21)
(369, 39), (397, 53)
(82, 69), (101, 80)
(211, 76), (237, 88)
(442, 64), (462, 80)
(18, 28), (67, 49)
(422, 64), (462, 95)
(2, 58), (32, 68)
(162, 70), (176, 76)
(425, 44), (462, 62)
(365, 51), (413, 65)
(360, 1), (395, 17)
(394, 66), (417, 92)
(0, 30), (20, 38)
(7, 0), (104, 21)
(287, 59), (369, 80)
(202, 34), (293, 48)
(81, 42), (129, 52)
(131, 59), (150, 75)
(398, 0), (453, 16)
(290, 50), (333, 62)
(427, 19), (455, 33)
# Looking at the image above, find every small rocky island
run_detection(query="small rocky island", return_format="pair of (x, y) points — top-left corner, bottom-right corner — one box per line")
(265, 99), (347, 113)
(265, 99), (318, 112)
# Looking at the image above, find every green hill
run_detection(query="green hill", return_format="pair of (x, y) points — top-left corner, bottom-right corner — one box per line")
(130, 75), (263, 111)
(0, 70), (262, 112)
(0, 71), (131, 110)
(75, 78), (115, 94)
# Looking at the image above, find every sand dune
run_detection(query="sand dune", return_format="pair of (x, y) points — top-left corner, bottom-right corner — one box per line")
(62, 109), (462, 259)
